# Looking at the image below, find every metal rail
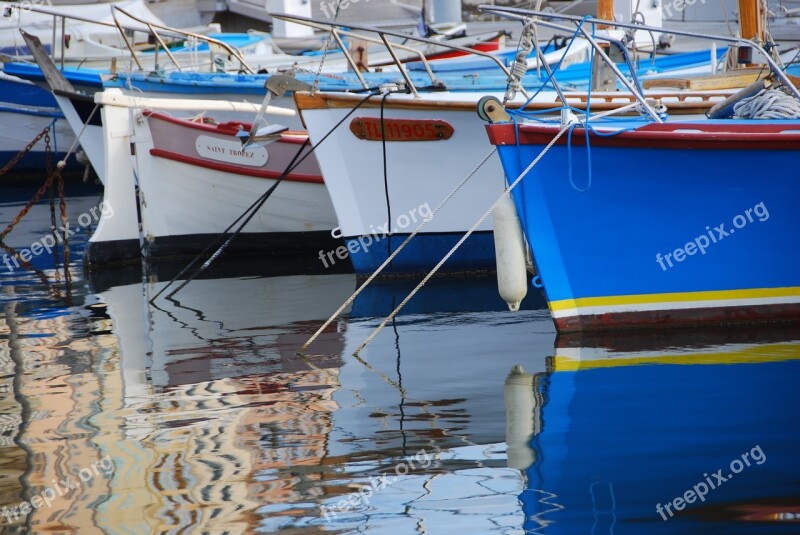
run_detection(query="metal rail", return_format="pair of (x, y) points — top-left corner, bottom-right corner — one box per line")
(270, 11), (529, 98)
(268, 16), (442, 92)
(113, 6), (254, 73)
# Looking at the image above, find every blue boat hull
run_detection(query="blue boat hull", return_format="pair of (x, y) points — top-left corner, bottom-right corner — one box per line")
(343, 231), (496, 276)
(488, 120), (800, 331)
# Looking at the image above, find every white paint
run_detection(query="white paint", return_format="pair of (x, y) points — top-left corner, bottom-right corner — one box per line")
(88, 103), (141, 245)
(299, 93), (514, 239)
(195, 135), (269, 167)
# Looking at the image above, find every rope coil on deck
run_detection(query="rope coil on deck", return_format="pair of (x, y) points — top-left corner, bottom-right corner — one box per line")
(733, 87), (800, 119)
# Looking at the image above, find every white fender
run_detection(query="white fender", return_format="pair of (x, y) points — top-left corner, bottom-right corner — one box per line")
(493, 193), (528, 311)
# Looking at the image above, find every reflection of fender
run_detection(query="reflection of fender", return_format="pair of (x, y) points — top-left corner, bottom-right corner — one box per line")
(504, 363), (547, 461)
(504, 365), (539, 469)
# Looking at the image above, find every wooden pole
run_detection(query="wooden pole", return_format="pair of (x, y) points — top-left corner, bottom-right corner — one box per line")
(597, 0), (614, 28)
(738, 0), (763, 41)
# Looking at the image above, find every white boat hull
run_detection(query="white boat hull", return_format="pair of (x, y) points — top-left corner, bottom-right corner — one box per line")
(296, 91), (516, 275)
(84, 90), (340, 266)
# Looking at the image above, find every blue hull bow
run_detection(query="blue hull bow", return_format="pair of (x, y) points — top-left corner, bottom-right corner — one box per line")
(487, 119), (800, 331)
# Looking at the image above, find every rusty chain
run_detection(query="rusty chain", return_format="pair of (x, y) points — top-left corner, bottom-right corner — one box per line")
(0, 123), (72, 297)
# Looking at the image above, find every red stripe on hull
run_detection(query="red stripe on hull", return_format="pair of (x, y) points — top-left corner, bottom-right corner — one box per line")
(145, 111), (309, 143)
(486, 122), (800, 150)
(427, 39), (502, 60)
(149, 148), (324, 184)
(554, 303), (800, 332)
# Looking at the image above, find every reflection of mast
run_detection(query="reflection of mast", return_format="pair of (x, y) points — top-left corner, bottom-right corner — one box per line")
(3, 287), (33, 531)
(504, 364), (545, 470)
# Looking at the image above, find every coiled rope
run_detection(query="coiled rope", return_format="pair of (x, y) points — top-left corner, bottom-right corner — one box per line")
(733, 87), (800, 119)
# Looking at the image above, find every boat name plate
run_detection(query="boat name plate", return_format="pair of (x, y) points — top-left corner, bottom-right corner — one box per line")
(349, 118), (454, 141)
(195, 135), (269, 167)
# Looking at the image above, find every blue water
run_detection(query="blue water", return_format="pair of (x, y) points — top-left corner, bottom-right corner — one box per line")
(0, 184), (798, 534)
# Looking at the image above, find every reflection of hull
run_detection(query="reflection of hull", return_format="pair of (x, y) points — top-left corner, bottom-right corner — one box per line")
(512, 330), (800, 533)
(93, 272), (357, 389)
(88, 271), (359, 533)
(328, 276), (553, 457)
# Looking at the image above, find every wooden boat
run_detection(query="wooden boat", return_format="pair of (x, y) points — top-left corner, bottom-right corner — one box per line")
(85, 89), (340, 266)
(289, 5), (731, 276)
(482, 5), (800, 331)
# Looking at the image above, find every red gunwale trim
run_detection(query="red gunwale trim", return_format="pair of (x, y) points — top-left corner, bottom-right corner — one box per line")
(486, 122), (800, 150)
(145, 110), (308, 141)
(149, 148), (324, 184)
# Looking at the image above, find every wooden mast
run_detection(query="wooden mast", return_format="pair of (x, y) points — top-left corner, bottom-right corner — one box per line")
(597, 0), (614, 28)
(592, 0), (616, 89)
(738, 0), (764, 42)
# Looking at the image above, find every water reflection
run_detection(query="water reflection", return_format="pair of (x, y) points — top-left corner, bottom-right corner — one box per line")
(1, 226), (799, 533)
(510, 329), (800, 534)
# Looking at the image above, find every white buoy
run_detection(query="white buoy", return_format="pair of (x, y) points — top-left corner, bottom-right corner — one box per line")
(493, 193), (528, 311)
(504, 365), (540, 470)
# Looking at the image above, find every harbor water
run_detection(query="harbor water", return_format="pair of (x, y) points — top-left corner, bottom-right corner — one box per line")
(1, 183), (799, 534)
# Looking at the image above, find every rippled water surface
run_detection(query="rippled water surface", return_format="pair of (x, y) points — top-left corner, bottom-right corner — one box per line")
(1, 187), (799, 534)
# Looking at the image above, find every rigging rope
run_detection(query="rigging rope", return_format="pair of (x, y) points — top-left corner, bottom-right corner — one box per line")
(354, 123), (573, 356)
(298, 147), (498, 354)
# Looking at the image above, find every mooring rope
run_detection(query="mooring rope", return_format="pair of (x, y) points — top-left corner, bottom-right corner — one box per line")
(151, 90), (380, 302)
(353, 123), (572, 356)
(297, 147), (497, 354)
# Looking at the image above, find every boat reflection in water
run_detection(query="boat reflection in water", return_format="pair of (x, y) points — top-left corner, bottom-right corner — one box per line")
(4, 250), (799, 533)
(507, 329), (800, 534)
(81, 267), (554, 533)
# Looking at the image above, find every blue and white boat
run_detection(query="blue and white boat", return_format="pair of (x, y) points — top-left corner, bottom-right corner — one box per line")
(0, 72), (79, 172)
(0, 0), (278, 172)
(483, 7), (800, 331)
